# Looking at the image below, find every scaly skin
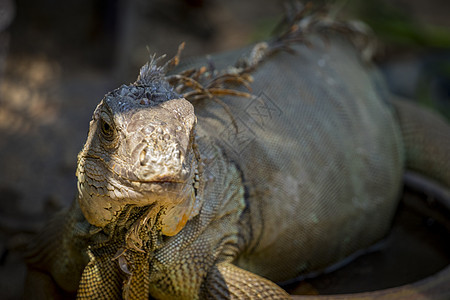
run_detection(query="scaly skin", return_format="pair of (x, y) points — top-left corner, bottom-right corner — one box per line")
(24, 11), (450, 300)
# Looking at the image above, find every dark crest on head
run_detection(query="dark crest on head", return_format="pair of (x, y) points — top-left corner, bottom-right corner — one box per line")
(103, 53), (184, 112)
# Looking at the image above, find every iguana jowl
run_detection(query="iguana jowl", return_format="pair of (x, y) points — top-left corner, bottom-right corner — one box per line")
(25, 13), (450, 300)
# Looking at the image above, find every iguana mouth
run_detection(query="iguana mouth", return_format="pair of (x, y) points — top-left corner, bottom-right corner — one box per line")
(81, 151), (194, 188)
(123, 157), (202, 237)
(77, 149), (202, 230)
(128, 157), (200, 198)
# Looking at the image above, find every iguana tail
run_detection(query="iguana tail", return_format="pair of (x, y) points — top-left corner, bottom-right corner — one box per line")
(392, 98), (450, 188)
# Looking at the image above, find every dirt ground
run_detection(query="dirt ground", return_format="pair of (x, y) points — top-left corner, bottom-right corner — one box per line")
(0, 0), (449, 299)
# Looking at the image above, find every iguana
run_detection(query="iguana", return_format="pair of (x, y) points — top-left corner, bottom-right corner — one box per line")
(24, 6), (450, 300)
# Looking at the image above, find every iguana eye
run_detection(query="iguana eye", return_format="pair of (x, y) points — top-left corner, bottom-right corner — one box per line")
(100, 118), (114, 140)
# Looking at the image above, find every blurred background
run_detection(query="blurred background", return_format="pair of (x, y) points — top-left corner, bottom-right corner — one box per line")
(0, 0), (449, 298)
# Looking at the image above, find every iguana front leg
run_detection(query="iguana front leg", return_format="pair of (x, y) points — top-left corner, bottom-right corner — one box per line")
(203, 262), (291, 299)
(24, 200), (94, 299)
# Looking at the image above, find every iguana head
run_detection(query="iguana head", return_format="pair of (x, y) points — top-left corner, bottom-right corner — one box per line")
(76, 60), (201, 235)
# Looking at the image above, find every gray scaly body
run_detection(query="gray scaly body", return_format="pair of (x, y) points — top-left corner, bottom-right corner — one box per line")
(25, 12), (450, 300)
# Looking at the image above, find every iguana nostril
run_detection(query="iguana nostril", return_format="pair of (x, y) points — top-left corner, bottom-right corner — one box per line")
(140, 147), (150, 166)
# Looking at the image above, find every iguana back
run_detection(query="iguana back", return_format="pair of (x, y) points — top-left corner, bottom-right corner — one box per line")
(179, 36), (404, 282)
